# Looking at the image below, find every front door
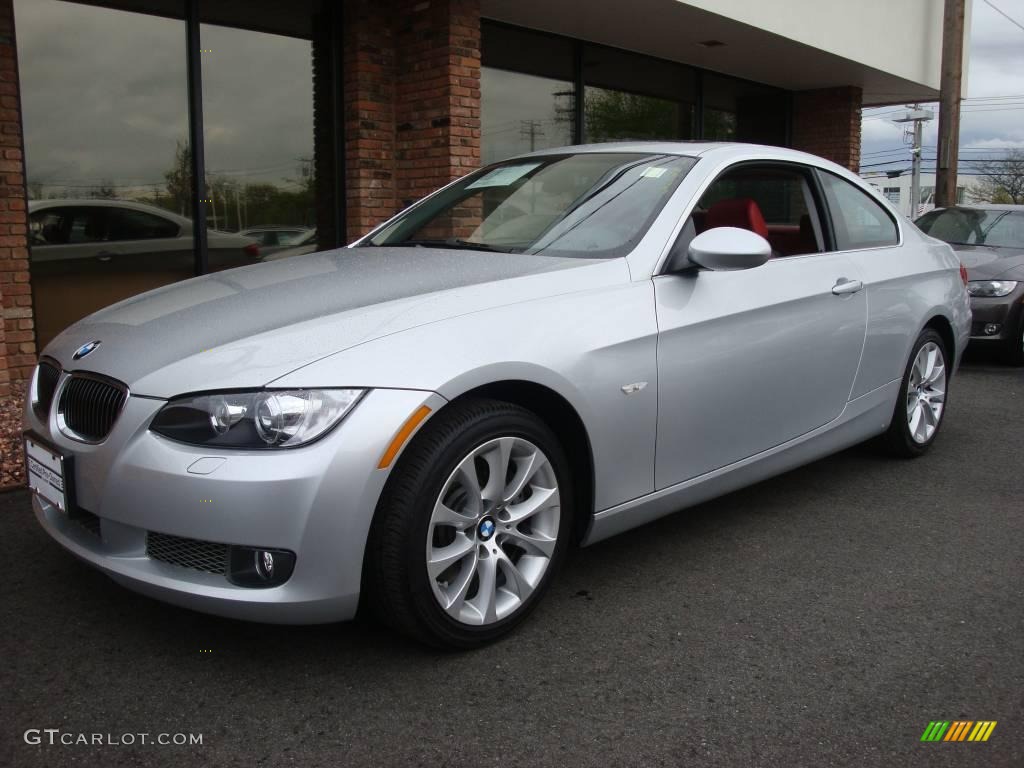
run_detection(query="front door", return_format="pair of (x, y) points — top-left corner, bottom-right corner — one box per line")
(654, 162), (868, 488)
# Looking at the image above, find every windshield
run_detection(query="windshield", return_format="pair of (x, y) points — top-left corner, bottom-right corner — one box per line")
(363, 152), (697, 257)
(916, 208), (1024, 249)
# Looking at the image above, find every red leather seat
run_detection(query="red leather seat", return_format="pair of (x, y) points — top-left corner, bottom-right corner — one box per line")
(705, 198), (770, 239)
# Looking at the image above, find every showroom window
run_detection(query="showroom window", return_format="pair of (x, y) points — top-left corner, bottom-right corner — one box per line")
(481, 22), (791, 162)
(16, 0), (190, 349)
(702, 73), (788, 145)
(581, 44), (697, 143)
(16, 0), (326, 348)
(481, 24), (575, 164)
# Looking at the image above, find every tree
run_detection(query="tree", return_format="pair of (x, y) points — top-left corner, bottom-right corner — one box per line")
(584, 89), (678, 143)
(89, 180), (117, 199)
(164, 140), (195, 216)
(968, 149), (1024, 205)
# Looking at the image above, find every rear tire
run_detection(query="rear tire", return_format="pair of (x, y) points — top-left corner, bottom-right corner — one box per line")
(881, 328), (949, 458)
(365, 398), (572, 649)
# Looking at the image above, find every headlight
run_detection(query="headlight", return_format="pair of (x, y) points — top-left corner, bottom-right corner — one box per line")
(150, 389), (365, 448)
(967, 280), (1018, 298)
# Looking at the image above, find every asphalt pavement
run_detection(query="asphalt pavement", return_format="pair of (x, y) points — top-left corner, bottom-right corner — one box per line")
(1, 358), (1022, 768)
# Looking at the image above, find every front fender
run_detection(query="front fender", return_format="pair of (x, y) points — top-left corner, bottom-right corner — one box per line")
(271, 278), (660, 511)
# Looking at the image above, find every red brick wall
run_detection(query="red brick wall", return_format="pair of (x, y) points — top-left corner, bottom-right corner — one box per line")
(0, 0), (33, 394)
(394, 0), (480, 210)
(343, 0), (399, 243)
(334, 0), (481, 243)
(791, 86), (863, 172)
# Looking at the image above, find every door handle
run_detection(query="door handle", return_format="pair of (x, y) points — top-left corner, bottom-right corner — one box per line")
(832, 278), (863, 296)
(95, 251), (114, 262)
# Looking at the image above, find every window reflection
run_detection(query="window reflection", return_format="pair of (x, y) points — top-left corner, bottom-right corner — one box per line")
(584, 88), (687, 143)
(199, 23), (316, 265)
(582, 44), (695, 143)
(481, 69), (574, 164)
(703, 73), (786, 145)
(16, 0), (193, 349)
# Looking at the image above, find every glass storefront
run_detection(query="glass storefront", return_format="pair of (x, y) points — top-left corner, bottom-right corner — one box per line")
(16, 0), (321, 349)
(481, 21), (790, 160)
(198, 22), (316, 263)
(582, 44), (696, 143)
(702, 73), (788, 146)
(481, 24), (574, 163)
(17, 0), (191, 349)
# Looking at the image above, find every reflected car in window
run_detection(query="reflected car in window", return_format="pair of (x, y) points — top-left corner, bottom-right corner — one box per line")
(915, 204), (1024, 365)
(239, 226), (312, 258)
(25, 144), (970, 649)
(262, 228), (318, 261)
(28, 199), (260, 349)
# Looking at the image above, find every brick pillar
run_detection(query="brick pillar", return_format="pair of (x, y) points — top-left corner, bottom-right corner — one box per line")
(0, 0), (33, 392)
(393, 0), (480, 210)
(342, 0), (398, 243)
(791, 86), (862, 172)
(322, 0), (481, 243)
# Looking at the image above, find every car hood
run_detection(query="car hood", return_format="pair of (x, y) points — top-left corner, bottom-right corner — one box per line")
(44, 246), (624, 398)
(951, 244), (1024, 280)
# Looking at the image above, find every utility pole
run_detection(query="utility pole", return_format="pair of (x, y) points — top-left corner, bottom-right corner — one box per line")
(896, 105), (934, 217)
(520, 120), (544, 152)
(935, 0), (966, 208)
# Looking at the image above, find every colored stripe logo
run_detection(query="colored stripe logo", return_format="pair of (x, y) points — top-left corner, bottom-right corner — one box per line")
(921, 721), (997, 742)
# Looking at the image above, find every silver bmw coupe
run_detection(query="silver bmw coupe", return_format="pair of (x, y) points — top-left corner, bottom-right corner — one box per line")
(24, 143), (971, 648)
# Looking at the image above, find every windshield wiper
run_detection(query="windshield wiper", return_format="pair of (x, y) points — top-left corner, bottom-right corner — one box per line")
(400, 238), (518, 253)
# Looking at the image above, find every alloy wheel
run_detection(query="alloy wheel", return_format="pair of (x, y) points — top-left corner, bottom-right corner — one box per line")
(425, 436), (560, 626)
(906, 341), (946, 444)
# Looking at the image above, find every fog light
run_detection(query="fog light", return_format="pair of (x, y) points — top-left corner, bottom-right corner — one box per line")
(228, 546), (295, 587)
(984, 323), (1001, 335)
(256, 550), (275, 579)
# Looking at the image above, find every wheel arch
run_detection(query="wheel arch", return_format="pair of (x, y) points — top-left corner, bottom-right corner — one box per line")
(445, 380), (596, 544)
(923, 313), (957, 369)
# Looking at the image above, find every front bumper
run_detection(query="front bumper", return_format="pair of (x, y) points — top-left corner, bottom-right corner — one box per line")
(25, 385), (445, 624)
(969, 289), (1024, 344)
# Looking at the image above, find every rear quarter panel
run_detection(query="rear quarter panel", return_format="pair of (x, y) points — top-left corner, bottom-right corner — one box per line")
(849, 230), (970, 398)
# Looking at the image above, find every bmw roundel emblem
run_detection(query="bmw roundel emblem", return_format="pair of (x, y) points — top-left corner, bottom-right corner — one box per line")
(72, 340), (102, 360)
(478, 517), (496, 541)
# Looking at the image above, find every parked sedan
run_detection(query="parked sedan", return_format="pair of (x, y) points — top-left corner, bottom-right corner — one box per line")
(24, 144), (970, 648)
(29, 200), (260, 349)
(915, 204), (1024, 364)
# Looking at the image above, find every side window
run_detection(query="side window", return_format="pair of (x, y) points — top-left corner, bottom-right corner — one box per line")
(106, 208), (179, 241)
(66, 208), (108, 244)
(673, 163), (825, 260)
(30, 209), (70, 245)
(819, 171), (899, 250)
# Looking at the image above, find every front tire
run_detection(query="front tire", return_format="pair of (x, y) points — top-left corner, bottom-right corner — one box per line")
(881, 328), (949, 457)
(365, 398), (572, 649)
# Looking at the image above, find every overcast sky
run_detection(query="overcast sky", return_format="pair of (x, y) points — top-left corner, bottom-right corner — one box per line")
(861, 0), (1024, 175)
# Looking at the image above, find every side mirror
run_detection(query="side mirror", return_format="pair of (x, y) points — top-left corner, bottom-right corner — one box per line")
(686, 227), (771, 271)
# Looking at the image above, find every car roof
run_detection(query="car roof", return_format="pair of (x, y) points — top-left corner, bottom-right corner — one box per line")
(516, 141), (738, 158)
(506, 141), (855, 175)
(27, 198), (190, 223)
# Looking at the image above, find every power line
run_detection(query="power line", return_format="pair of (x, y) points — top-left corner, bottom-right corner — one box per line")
(981, 0), (1024, 34)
